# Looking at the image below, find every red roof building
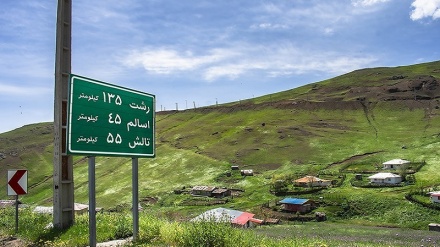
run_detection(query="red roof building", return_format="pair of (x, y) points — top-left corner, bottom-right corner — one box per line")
(192, 207), (263, 228)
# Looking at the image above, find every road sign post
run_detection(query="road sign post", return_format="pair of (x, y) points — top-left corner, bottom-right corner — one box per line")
(67, 74), (155, 246)
(8, 170), (28, 196)
(8, 169), (28, 233)
(67, 74), (155, 157)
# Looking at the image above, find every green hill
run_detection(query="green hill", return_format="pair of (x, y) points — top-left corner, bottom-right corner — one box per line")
(1, 60), (440, 229)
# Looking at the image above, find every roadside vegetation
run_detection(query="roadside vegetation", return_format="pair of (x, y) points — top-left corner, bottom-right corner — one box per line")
(1, 207), (440, 246)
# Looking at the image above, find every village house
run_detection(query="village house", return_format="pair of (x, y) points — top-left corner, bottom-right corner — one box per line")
(382, 159), (410, 169)
(429, 223), (440, 232)
(191, 186), (231, 198)
(240, 169), (254, 176)
(429, 191), (440, 203)
(294, 176), (331, 187)
(279, 198), (315, 213)
(211, 188), (231, 198)
(368, 172), (402, 184)
(192, 207), (263, 228)
(191, 186), (217, 197)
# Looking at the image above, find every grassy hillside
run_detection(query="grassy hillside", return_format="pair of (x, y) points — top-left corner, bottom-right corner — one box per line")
(1, 60), (440, 229)
(246, 60), (440, 104)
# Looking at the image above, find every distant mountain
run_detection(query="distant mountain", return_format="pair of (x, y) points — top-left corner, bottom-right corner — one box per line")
(178, 60), (440, 110)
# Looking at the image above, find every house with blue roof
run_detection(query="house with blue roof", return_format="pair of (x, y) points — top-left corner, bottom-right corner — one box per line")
(279, 198), (314, 213)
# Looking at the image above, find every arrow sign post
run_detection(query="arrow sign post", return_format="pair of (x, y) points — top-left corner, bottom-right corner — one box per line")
(8, 170), (28, 196)
(7, 169), (28, 233)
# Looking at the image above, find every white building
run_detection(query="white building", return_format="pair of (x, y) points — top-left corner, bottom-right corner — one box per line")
(430, 191), (440, 203)
(191, 207), (263, 228)
(368, 172), (402, 184)
(382, 159), (410, 169)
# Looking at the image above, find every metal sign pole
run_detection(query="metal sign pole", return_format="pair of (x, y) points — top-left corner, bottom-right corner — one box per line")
(89, 156), (96, 247)
(132, 157), (139, 242)
(15, 195), (18, 233)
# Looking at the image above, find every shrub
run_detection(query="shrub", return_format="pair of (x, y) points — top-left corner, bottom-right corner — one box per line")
(113, 213), (132, 239)
(137, 213), (164, 243)
(178, 221), (231, 247)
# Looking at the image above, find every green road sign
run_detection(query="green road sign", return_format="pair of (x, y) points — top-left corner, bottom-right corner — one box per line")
(67, 74), (155, 157)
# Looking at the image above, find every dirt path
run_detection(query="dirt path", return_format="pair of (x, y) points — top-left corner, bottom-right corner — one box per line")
(325, 151), (383, 169)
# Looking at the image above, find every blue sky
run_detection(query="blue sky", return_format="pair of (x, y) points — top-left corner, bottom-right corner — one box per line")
(0, 0), (439, 133)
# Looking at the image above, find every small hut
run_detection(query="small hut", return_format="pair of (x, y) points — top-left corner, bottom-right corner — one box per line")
(241, 170), (254, 176)
(279, 198), (314, 213)
(429, 223), (440, 232)
(430, 191), (440, 203)
(212, 188), (231, 198)
(191, 186), (217, 197)
(294, 176), (331, 187)
(192, 207), (263, 228)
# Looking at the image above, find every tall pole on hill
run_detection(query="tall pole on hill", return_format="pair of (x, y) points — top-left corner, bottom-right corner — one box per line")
(53, 0), (74, 228)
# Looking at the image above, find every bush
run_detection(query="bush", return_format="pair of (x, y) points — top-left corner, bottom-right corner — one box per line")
(138, 213), (165, 243)
(113, 214), (132, 239)
(178, 221), (231, 247)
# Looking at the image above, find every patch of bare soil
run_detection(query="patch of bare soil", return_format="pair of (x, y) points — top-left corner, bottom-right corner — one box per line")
(308, 121), (350, 130)
(0, 237), (29, 247)
(140, 196), (158, 205)
(258, 163), (282, 171)
(278, 126), (317, 138)
(346, 76), (440, 101)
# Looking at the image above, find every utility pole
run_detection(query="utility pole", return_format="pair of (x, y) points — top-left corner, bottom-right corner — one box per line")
(53, 0), (74, 229)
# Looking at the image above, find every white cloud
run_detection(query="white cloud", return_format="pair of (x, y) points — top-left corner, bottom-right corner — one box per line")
(122, 43), (377, 82)
(324, 28), (335, 35)
(253, 1), (384, 36)
(410, 0), (440, 20)
(250, 22), (289, 30)
(261, 3), (283, 14)
(351, 0), (390, 7)
(204, 65), (247, 81)
(123, 48), (238, 74)
(74, 0), (138, 25)
(284, 2), (351, 26)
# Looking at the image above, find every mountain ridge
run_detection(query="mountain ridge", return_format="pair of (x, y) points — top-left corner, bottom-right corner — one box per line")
(155, 60), (440, 115)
